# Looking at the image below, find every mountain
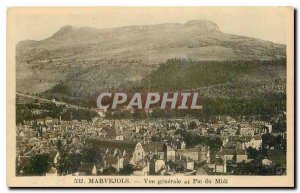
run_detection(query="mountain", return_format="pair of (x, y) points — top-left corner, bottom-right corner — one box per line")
(16, 20), (286, 97)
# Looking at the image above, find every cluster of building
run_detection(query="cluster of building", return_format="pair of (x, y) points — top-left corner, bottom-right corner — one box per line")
(16, 113), (286, 176)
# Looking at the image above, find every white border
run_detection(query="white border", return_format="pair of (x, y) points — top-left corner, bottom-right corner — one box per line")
(1, 0), (299, 193)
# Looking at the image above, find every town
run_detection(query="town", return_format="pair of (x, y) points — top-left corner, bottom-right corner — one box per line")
(15, 98), (287, 177)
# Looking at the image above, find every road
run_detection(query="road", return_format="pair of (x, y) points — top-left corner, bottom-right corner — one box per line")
(16, 92), (98, 113)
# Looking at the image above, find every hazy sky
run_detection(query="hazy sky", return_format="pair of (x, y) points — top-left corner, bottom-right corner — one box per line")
(10, 7), (291, 44)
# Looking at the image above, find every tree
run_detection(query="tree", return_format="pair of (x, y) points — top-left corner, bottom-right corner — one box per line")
(262, 133), (276, 149)
(57, 151), (84, 175)
(118, 164), (134, 175)
(206, 137), (222, 151)
(175, 162), (185, 173)
(56, 140), (63, 151)
(57, 151), (69, 175)
(272, 121), (286, 133)
(188, 121), (197, 130)
(101, 166), (117, 175)
(82, 147), (100, 163)
(30, 154), (50, 175)
(207, 128), (215, 134)
(133, 110), (148, 119)
(67, 153), (82, 174)
(247, 147), (260, 160)
(236, 125), (241, 136)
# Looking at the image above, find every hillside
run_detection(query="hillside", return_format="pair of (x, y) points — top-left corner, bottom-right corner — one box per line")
(139, 58), (286, 98)
(16, 20), (286, 106)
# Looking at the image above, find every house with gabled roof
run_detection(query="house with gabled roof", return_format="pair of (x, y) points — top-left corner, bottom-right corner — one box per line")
(217, 148), (248, 163)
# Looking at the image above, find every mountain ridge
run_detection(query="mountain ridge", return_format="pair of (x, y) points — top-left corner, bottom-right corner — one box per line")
(17, 20), (223, 45)
(16, 20), (286, 95)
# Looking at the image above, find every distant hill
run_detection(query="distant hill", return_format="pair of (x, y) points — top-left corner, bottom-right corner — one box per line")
(16, 20), (286, 98)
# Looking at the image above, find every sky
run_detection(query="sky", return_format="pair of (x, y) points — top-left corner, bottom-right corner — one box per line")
(9, 7), (291, 44)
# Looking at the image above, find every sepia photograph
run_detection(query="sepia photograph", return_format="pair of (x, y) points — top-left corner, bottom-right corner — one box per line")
(6, 7), (294, 187)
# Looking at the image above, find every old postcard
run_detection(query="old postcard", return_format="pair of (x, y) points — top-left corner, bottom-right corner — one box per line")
(7, 7), (294, 187)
